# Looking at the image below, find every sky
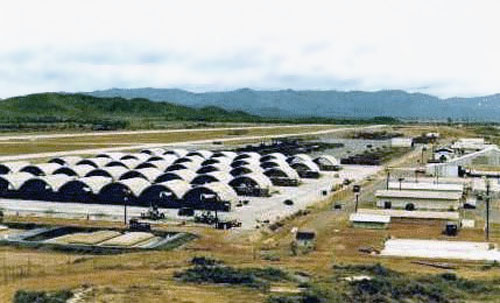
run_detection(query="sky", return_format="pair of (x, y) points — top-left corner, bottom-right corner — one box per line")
(0, 0), (499, 98)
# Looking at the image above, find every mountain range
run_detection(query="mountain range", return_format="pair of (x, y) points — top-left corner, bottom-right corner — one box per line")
(86, 88), (500, 121)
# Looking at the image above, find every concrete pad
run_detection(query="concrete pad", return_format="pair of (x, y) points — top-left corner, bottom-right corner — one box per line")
(381, 239), (500, 261)
(358, 209), (459, 220)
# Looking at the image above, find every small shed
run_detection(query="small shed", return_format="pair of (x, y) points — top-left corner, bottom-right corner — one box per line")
(391, 138), (414, 148)
(295, 229), (316, 247)
(349, 213), (390, 229)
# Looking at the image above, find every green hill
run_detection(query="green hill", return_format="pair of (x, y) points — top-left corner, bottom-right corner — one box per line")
(0, 93), (261, 130)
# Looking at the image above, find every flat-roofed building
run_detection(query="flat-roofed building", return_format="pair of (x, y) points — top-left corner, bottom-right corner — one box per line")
(387, 181), (464, 193)
(375, 189), (462, 211)
(349, 213), (390, 229)
(390, 138), (414, 148)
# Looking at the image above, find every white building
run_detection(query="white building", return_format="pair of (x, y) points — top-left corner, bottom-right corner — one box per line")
(349, 213), (390, 229)
(375, 190), (462, 211)
(451, 138), (494, 154)
(390, 138), (414, 148)
(387, 181), (464, 193)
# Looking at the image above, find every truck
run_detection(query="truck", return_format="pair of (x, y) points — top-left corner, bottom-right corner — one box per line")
(140, 204), (165, 220)
(128, 218), (151, 232)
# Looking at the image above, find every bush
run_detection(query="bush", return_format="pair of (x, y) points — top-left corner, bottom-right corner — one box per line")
(175, 258), (290, 290)
(190, 256), (222, 266)
(175, 264), (267, 289)
(13, 289), (73, 303)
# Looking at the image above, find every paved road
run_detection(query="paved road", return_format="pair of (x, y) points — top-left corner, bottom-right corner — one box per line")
(0, 124), (334, 142)
(0, 125), (386, 162)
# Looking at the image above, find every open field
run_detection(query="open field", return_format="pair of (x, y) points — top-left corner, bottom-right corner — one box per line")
(0, 125), (335, 156)
(1, 124), (500, 302)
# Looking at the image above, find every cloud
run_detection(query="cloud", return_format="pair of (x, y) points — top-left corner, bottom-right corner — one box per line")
(0, 0), (499, 98)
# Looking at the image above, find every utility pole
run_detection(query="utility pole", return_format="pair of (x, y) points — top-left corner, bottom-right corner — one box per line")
(124, 189), (130, 225)
(398, 177), (405, 191)
(421, 146), (427, 164)
(486, 178), (490, 241)
(385, 168), (390, 190)
(353, 185), (361, 213)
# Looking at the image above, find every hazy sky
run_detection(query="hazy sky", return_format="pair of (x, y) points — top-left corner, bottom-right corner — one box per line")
(0, 0), (499, 98)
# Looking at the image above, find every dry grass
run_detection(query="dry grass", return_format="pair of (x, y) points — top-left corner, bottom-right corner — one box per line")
(0, 125), (334, 156)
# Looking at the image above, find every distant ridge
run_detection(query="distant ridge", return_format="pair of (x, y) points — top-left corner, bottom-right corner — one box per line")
(86, 88), (500, 121)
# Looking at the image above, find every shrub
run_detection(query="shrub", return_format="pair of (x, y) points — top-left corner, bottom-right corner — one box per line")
(175, 259), (289, 290)
(13, 289), (73, 303)
(190, 256), (222, 266)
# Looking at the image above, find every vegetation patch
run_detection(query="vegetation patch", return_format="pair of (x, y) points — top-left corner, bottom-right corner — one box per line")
(268, 263), (500, 303)
(174, 257), (291, 289)
(13, 289), (73, 303)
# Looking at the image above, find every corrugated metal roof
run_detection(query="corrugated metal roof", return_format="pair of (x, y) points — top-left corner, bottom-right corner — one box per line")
(138, 159), (171, 171)
(313, 155), (339, 166)
(114, 177), (152, 197)
(76, 157), (112, 168)
(140, 147), (166, 156)
(42, 175), (76, 191)
(96, 152), (126, 160)
(375, 190), (462, 200)
(54, 164), (95, 177)
(290, 160), (320, 172)
(71, 176), (113, 193)
(212, 151), (237, 159)
(0, 161), (31, 174)
(203, 157), (233, 166)
(230, 165), (263, 176)
(288, 153), (312, 163)
(147, 154), (178, 163)
(49, 156), (83, 166)
(264, 167), (300, 180)
(187, 150), (213, 159)
(234, 152), (260, 161)
(128, 168), (164, 181)
(229, 173), (273, 189)
(120, 153), (150, 162)
(148, 179), (192, 199)
(0, 172), (34, 190)
(232, 158), (261, 167)
(168, 169), (196, 182)
(207, 171), (233, 183)
(198, 182), (238, 204)
(21, 163), (62, 176)
(164, 148), (189, 157)
(86, 166), (130, 180)
(260, 153), (287, 162)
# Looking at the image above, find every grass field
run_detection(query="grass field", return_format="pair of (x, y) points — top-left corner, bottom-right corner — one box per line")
(0, 125), (337, 156)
